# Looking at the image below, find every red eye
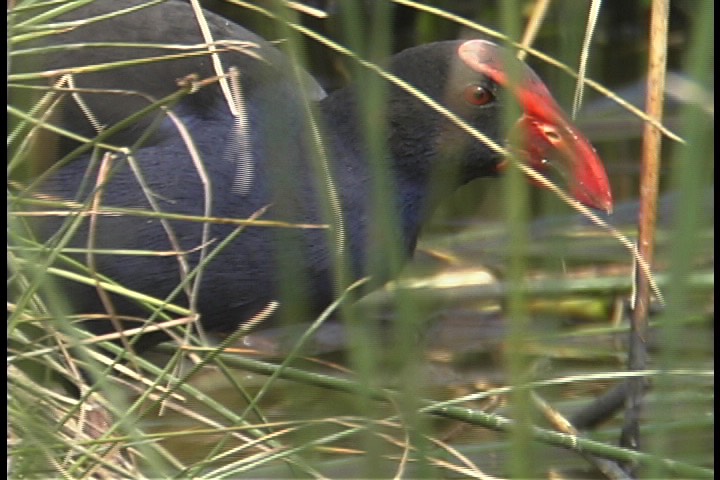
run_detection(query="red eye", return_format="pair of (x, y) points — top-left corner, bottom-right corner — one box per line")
(463, 84), (494, 106)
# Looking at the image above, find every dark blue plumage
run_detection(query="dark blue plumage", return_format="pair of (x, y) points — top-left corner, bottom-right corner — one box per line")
(13, 0), (611, 348)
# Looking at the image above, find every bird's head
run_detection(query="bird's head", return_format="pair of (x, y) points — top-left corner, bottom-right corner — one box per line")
(387, 39), (613, 213)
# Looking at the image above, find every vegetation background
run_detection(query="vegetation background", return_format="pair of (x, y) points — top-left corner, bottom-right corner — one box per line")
(8, 0), (713, 478)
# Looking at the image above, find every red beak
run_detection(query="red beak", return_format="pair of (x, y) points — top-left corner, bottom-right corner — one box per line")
(458, 40), (613, 213)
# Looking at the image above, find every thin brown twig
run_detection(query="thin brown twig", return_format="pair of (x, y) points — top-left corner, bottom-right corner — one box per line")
(516, 0), (550, 62)
(88, 152), (136, 359)
(620, 0), (669, 465)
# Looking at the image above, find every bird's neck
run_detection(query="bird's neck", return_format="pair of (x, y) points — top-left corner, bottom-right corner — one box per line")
(317, 91), (445, 279)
